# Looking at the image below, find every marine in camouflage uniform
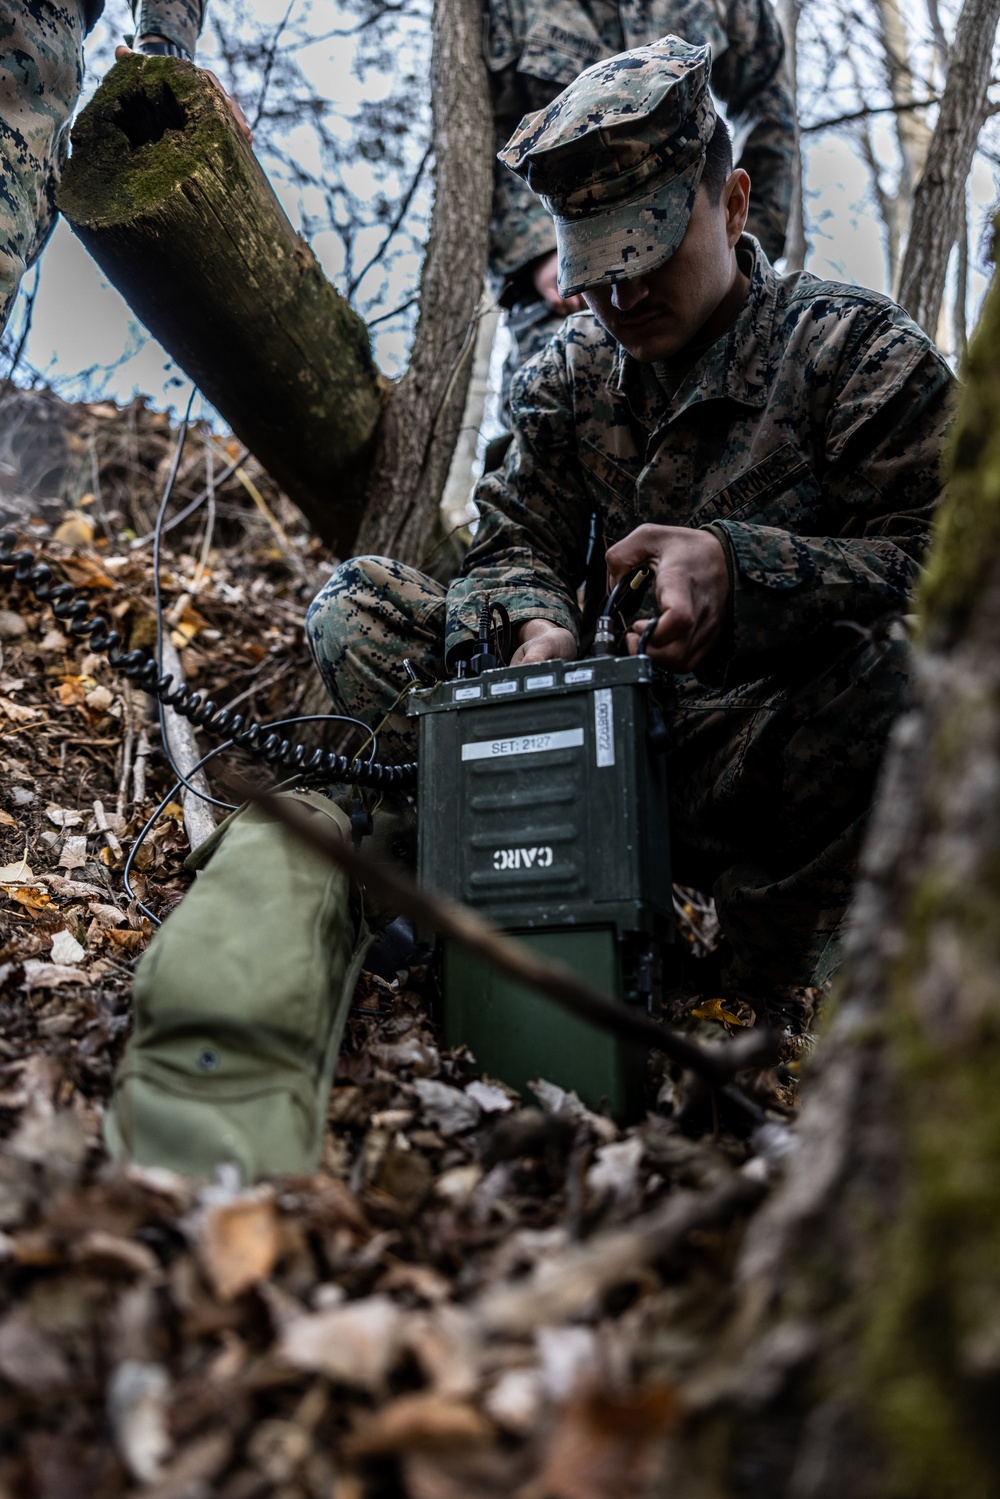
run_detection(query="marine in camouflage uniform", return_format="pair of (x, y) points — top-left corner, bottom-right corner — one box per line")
(487, 0), (795, 382)
(307, 38), (953, 990)
(0, 0), (204, 336)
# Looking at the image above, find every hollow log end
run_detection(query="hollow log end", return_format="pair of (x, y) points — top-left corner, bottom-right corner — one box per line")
(58, 55), (243, 229)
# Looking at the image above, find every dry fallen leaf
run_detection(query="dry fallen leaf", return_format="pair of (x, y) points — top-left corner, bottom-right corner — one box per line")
(21, 961), (86, 990)
(49, 930), (85, 966)
(107, 1360), (172, 1483)
(413, 1079), (481, 1136)
(9, 886), (52, 912)
(278, 1296), (406, 1391)
(690, 998), (752, 1027)
(56, 678), (87, 708)
(58, 836), (89, 872)
(46, 806), (84, 829)
(198, 1189), (281, 1301)
(531, 1387), (679, 1499)
(58, 556), (114, 589)
(88, 901), (126, 929)
(84, 684), (114, 713)
(0, 1308), (72, 1392)
(53, 515), (95, 547)
(0, 696), (41, 724)
(0, 810), (16, 828)
(345, 1393), (493, 1458)
(465, 1080), (514, 1114)
(0, 851), (33, 884)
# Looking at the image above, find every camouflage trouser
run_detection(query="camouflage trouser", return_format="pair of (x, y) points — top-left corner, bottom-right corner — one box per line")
(131, 0), (202, 52)
(306, 557), (911, 988)
(0, 0), (202, 337)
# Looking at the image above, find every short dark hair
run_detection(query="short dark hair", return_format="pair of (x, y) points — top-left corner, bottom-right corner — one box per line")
(700, 115), (734, 201)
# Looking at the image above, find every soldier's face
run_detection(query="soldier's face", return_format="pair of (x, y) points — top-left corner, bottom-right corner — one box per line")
(582, 170), (751, 362)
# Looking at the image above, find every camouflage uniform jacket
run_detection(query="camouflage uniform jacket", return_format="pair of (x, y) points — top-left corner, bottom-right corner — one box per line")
(449, 236), (954, 685)
(487, 0), (795, 293)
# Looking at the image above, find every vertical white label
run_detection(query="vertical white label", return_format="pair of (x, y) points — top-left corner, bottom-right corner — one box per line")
(594, 688), (615, 767)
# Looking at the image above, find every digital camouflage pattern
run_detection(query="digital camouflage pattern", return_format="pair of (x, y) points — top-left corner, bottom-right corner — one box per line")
(486, 0), (795, 300)
(307, 237), (954, 985)
(131, 0), (202, 54)
(0, 0), (203, 335)
(498, 37), (716, 298)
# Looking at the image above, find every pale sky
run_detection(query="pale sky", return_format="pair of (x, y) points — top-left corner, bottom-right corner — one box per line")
(5, 0), (997, 419)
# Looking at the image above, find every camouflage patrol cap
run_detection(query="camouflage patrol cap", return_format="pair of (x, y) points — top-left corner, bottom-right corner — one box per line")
(499, 37), (716, 297)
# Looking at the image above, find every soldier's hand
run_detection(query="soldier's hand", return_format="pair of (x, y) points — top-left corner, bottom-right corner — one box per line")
(511, 619), (577, 667)
(532, 252), (587, 317)
(114, 44), (253, 144)
(606, 524), (730, 672)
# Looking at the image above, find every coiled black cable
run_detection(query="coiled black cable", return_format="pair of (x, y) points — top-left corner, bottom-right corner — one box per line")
(0, 528), (418, 790)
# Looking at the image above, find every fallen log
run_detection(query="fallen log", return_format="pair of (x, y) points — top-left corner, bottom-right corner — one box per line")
(57, 55), (385, 553)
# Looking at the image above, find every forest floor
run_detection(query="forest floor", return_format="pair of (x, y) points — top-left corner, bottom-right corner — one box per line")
(0, 381), (819, 1499)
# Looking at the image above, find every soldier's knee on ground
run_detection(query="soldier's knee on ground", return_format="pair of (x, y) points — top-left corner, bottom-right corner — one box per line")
(306, 555), (447, 757)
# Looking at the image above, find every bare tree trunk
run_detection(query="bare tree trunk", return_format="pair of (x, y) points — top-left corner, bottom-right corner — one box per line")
(353, 0), (493, 567)
(954, 190), (969, 368)
(663, 234), (1000, 1497)
(896, 0), (999, 336)
(58, 56), (384, 554)
(776, 0), (807, 272)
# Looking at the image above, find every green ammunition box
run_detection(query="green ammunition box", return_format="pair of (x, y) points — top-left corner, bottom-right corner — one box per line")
(409, 655), (671, 1117)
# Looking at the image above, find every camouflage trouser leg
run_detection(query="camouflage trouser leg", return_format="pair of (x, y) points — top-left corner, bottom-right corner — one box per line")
(130, 0), (203, 54)
(307, 557), (910, 988)
(305, 556), (447, 763)
(0, 0), (84, 336)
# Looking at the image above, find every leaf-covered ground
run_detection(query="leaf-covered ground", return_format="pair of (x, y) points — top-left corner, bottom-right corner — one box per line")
(0, 383), (816, 1499)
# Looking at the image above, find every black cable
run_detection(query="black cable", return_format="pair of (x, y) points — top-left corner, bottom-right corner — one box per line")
(471, 599), (512, 675)
(123, 712), (377, 926)
(637, 613), (660, 655)
(0, 531), (417, 790)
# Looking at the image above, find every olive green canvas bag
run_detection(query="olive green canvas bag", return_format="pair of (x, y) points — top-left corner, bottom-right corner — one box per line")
(104, 790), (372, 1182)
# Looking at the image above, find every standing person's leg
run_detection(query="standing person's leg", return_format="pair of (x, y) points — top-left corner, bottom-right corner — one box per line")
(129, 0), (202, 54)
(0, 0), (85, 335)
(306, 556), (448, 762)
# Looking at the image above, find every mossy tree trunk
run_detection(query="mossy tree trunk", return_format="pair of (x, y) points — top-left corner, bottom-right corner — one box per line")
(661, 235), (1000, 1497)
(58, 54), (386, 555)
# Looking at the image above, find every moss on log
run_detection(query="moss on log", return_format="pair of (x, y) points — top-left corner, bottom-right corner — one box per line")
(58, 55), (385, 552)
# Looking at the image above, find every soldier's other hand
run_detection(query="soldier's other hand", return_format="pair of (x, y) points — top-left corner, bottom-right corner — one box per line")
(532, 252), (587, 317)
(114, 44), (253, 144)
(510, 619), (577, 667)
(606, 524), (730, 673)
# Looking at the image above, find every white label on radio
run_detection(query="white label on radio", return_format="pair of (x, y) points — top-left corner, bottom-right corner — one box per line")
(489, 679), (518, 695)
(525, 674), (555, 690)
(565, 668), (594, 685)
(461, 727), (584, 761)
(594, 688), (615, 767)
(453, 685), (482, 701)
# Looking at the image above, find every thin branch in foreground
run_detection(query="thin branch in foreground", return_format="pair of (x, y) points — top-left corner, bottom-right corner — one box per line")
(234, 781), (780, 1088)
(347, 142), (433, 300)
